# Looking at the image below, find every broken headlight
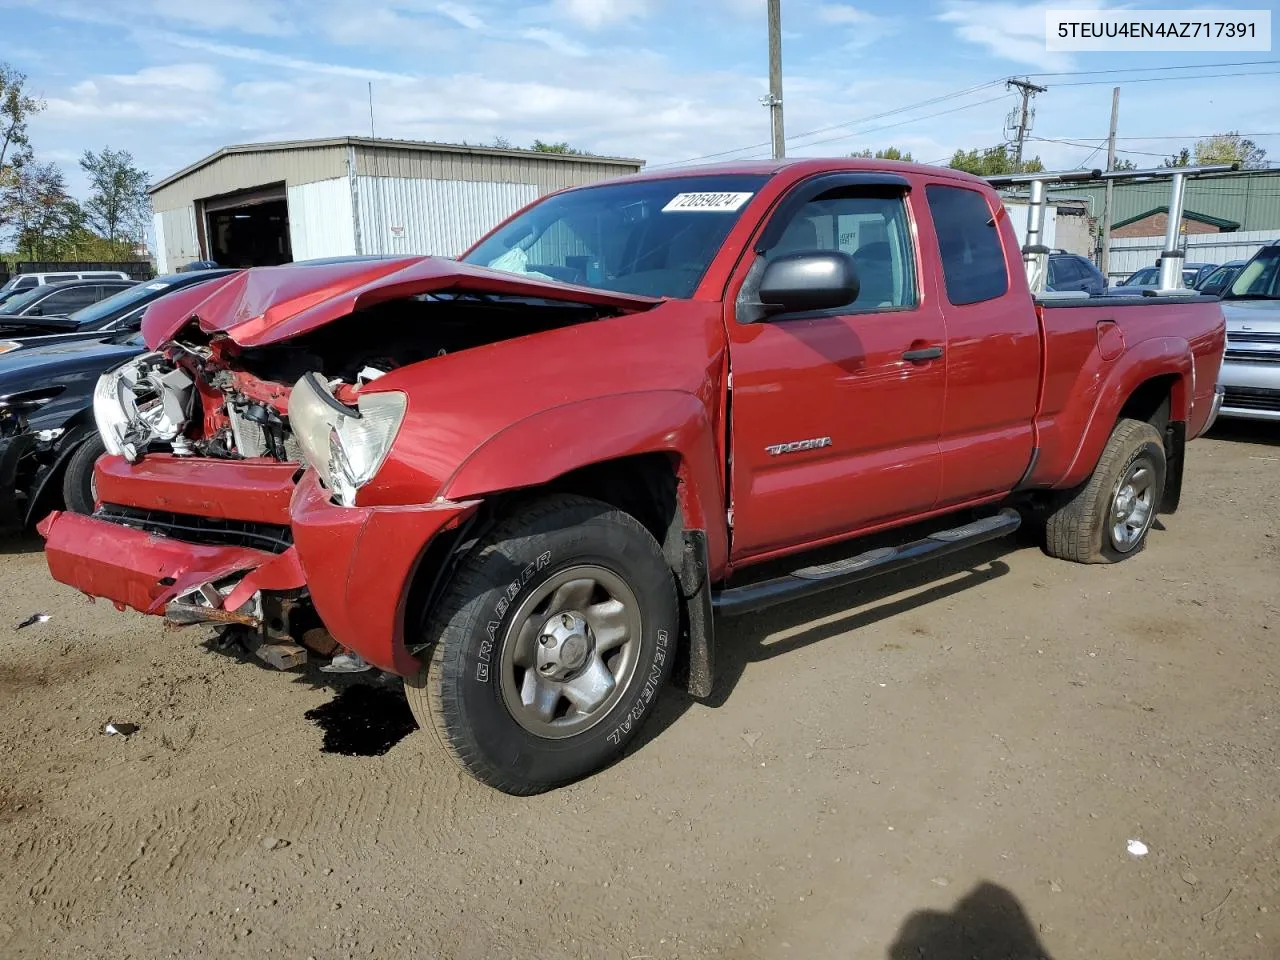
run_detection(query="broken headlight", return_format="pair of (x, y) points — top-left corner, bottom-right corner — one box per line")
(287, 372), (406, 507)
(94, 354), (194, 462)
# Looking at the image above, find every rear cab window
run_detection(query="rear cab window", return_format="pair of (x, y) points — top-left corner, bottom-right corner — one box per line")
(925, 185), (1009, 305)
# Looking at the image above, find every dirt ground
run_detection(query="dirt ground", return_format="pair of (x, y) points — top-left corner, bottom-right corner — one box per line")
(1, 424), (1278, 960)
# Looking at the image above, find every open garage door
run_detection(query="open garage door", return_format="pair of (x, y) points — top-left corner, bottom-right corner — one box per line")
(202, 184), (293, 268)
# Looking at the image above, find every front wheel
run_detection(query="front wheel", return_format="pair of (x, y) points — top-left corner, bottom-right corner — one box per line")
(406, 494), (679, 795)
(1043, 417), (1167, 563)
(61, 434), (106, 516)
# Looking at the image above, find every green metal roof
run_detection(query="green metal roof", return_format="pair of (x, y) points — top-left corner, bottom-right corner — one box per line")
(1111, 205), (1241, 231)
(1047, 168), (1280, 233)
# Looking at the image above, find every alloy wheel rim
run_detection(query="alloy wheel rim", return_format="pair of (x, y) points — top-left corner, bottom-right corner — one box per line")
(498, 564), (642, 739)
(1109, 457), (1156, 553)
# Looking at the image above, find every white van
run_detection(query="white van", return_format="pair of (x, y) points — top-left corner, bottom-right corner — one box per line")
(0, 270), (133, 296)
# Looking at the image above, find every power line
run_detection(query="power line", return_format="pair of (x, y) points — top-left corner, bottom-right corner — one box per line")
(1054, 69), (1280, 87)
(647, 77), (1009, 168)
(788, 93), (1013, 152)
(1026, 58), (1280, 78)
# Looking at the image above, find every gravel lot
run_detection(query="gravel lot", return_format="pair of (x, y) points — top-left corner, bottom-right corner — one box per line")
(2, 424), (1278, 960)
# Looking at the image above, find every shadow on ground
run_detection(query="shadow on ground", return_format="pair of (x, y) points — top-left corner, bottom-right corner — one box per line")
(630, 535), (1023, 755)
(1208, 420), (1280, 448)
(888, 882), (1054, 959)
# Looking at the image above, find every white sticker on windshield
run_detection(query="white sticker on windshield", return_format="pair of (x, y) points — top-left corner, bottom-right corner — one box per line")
(144, 282), (171, 291)
(662, 192), (754, 213)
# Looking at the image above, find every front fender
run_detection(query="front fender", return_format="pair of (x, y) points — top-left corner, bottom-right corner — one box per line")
(442, 390), (728, 574)
(1056, 337), (1191, 490)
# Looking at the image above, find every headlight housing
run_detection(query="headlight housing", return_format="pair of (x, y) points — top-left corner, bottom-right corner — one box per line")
(287, 372), (406, 507)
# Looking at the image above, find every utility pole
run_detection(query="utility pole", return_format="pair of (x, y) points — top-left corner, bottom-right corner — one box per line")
(1098, 86), (1120, 279)
(1006, 77), (1047, 168)
(764, 0), (785, 160)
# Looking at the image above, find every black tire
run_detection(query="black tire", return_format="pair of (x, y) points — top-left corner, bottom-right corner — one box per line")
(1043, 417), (1166, 564)
(405, 494), (679, 795)
(61, 434), (106, 516)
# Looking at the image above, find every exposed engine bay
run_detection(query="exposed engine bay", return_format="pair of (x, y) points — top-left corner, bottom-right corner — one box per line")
(94, 293), (612, 465)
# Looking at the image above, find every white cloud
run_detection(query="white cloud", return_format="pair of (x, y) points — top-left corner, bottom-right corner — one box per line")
(937, 0), (1093, 69)
(816, 4), (876, 25)
(147, 31), (417, 81)
(521, 28), (589, 57)
(436, 2), (485, 29)
(146, 0), (297, 36)
(552, 0), (657, 30)
(104, 64), (224, 94)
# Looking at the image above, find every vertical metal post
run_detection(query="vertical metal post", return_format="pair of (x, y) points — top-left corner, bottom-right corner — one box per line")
(1024, 178), (1048, 294)
(1158, 171), (1187, 290)
(1099, 86), (1120, 280)
(766, 0), (785, 160)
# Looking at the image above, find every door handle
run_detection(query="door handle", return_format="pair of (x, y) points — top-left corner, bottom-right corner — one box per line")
(902, 346), (943, 362)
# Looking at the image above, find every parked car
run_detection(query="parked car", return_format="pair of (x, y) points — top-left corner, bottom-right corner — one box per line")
(1113, 261), (1218, 296)
(0, 278), (137, 319)
(0, 270), (237, 341)
(39, 160), (1225, 794)
(1194, 260), (1247, 297)
(0, 269), (132, 299)
(1045, 251), (1106, 296)
(1217, 241), (1280, 421)
(0, 270), (239, 531)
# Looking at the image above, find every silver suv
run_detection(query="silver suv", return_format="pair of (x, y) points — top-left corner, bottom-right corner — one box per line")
(1219, 241), (1280, 422)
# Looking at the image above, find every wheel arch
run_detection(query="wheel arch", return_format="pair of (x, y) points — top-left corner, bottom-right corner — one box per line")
(1058, 341), (1191, 491)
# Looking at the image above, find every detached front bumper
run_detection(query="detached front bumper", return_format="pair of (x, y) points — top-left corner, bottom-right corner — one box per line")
(39, 457), (479, 678)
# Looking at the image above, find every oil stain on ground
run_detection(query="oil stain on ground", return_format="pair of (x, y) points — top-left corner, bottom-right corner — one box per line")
(304, 684), (416, 757)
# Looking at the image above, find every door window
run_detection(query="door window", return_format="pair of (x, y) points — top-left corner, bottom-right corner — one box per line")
(765, 190), (917, 310)
(37, 286), (99, 315)
(926, 185), (1009, 305)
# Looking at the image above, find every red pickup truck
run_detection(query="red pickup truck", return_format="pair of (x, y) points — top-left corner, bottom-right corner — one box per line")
(40, 159), (1225, 794)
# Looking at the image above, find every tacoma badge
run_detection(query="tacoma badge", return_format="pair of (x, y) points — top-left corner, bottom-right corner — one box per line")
(765, 437), (833, 456)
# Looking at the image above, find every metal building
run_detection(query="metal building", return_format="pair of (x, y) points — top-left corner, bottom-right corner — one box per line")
(148, 137), (644, 273)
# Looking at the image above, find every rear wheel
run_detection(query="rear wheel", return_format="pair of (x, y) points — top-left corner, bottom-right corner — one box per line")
(61, 434), (106, 516)
(405, 494), (679, 795)
(1043, 417), (1166, 563)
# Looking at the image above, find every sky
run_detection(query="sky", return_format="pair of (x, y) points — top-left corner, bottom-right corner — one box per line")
(2, 0), (1278, 199)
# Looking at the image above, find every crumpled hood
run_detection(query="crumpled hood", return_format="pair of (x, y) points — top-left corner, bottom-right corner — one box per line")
(141, 255), (662, 349)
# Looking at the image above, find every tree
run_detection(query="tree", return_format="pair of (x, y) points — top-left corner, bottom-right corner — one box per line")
(1193, 131), (1267, 169)
(851, 146), (914, 161)
(530, 140), (584, 155)
(0, 63), (42, 175)
(4, 161), (83, 259)
(1163, 147), (1192, 168)
(1112, 157), (1137, 171)
(949, 144), (1044, 176)
(79, 147), (150, 244)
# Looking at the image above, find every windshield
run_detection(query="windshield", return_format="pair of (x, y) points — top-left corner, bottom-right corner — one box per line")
(463, 174), (771, 299)
(0, 284), (55, 314)
(66, 277), (178, 327)
(1122, 267), (1157, 286)
(1226, 246), (1280, 300)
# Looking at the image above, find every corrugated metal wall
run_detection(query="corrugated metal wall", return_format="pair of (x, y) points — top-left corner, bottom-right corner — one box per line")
(356, 177), (540, 257)
(354, 145), (639, 192)
(1050, 170), (1280, 233)
(1108, 229), (1275, 278)
(150, 145), (349, 213)
(287, 178), (357, 261)
(155, 207), (200, 275)
(1002, 200), (1058, 250)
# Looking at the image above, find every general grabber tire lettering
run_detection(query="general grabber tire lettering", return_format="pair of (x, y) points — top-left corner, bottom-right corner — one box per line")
(61, 434), (106, 516)
(405, 494), (679, 795)
(1043, 417), (1167, 564)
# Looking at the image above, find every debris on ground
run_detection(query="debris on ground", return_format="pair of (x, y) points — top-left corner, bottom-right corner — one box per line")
(103, 722), (139, 737)
(1127, 839), (1149, 857)
(260, 837), (290, 852)
(15, 613), (49, 630)
(320, 651), (373, 674)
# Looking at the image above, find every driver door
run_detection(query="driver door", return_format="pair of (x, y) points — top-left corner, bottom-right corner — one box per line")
(725, 176), (947, 560)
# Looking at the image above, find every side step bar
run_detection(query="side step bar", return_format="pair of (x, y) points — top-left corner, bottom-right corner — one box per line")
(712, 508), (1021, 617)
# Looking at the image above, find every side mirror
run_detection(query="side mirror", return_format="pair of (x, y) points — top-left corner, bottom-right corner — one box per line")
(758, 251), (860, 315)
